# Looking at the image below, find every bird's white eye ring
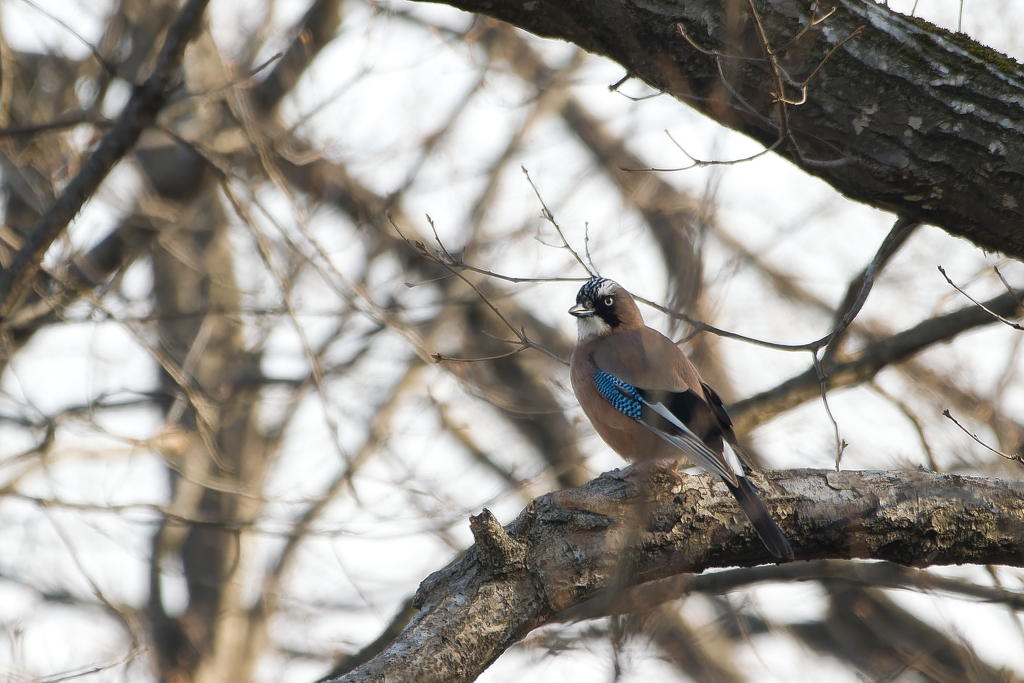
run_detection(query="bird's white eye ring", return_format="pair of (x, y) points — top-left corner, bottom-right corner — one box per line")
(603, 296), (614, 307)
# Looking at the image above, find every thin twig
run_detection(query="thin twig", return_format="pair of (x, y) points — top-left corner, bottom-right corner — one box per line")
(776, 5), (837, 53)
(583, 223), (598, 275)
(943, 409), (1024, 465)
(608, 73), (630, 91)
(813, 350), (848, 469)
(744, 0), (795, 145)
(670, 19), (852, 168)
(221, 179), (353, 470)
(391, 215), (569, 366)
(408, 264), (587, 287)
(822, 217), (918, 363)
(675, 22), (768, 62)
(772, 25), (865, 107)
(522, 167), (597, 278)
(872, 380), (939, 471)
(730, 287), (1024, 433)
(640, 216), (918, 353)
(35, 648), (146, 683)
(792, 26), (864, 96)
(624, 130), (782, 172)
(995, 266), (1017, 297)
(431, 345), (529, 364)
(938, 265), (1024, 330)
(14, 0), (117, 76)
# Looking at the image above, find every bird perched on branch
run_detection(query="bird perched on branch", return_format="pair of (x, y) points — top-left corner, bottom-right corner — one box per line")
(568, 277), (793, 559)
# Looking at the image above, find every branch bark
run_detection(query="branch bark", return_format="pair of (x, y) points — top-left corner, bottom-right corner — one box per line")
(413, 0), (1024, 260)
(330, 468), (1024, 683)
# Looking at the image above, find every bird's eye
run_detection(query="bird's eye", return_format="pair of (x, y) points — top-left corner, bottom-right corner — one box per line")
(603, 296), (614, 307)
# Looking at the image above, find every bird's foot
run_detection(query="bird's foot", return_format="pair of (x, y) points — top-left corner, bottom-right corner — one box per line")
(601, 461), (683, 492)
(599, 466), (631, 480)
(648, 461), (684, 492)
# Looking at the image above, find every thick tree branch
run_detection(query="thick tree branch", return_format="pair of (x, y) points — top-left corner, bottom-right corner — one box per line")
(331, 468), (1024, 683)
(413, 0), (1024, 260)
(0, 0), (211, 319)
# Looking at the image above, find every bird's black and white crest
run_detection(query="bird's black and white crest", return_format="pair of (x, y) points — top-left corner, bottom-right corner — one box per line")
(577, 277), (616, 305)
(571, 278), (623, 341)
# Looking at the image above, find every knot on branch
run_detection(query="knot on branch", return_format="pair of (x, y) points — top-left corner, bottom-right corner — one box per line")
(471, 508), (527, 573)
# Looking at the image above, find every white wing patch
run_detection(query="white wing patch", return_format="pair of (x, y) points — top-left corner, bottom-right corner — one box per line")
(722, 441), (745, 477)
(645, 400), (701, 439)
(640, 400), (741, 485)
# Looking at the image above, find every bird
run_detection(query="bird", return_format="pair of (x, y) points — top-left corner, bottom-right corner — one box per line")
(568, 277), (793, 559)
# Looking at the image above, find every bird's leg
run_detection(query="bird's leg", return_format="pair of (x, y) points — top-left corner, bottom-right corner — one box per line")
(648, 459), (685, 489)
(599, 464), (636, 480)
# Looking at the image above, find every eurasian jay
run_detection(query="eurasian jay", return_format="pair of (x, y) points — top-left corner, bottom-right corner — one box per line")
(569, 277), (793, 559)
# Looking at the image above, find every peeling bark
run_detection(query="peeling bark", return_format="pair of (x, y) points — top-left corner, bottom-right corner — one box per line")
(331, 468), (1024, 683)
(412, 0), (1024, 260)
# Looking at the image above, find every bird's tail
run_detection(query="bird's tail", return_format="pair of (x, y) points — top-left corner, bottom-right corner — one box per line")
(725, 477), (793, 560)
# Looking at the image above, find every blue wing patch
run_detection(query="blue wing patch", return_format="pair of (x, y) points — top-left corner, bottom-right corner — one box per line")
(592, 369), (739, 484)
(593, 370), (643, 420)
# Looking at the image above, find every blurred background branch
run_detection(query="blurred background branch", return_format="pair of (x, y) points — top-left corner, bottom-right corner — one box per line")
(0, 0), (1022, 682)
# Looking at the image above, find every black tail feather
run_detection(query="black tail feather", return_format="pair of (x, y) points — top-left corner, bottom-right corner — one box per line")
(726, 477), (793, 560)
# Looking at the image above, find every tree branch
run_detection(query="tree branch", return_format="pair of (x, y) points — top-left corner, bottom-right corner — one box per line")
(0, 0), (211, 319)
(411, 0), (1024, 260)
(330, 468), (1024, 683)
(730, 288), (1024, 432)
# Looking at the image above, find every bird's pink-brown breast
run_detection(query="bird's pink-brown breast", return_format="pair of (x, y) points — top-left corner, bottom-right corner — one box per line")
(570, 334), (688, 463)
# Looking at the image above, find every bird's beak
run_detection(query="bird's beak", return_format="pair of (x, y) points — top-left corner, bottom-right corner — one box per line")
(568, 303), (594, 318)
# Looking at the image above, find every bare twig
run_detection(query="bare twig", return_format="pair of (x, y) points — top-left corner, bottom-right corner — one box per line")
(221, 179), (354, 472)
(681, 2), (859, 164)
(744, 0), (795, 144)
(776, 6), (838, 53)
(640, 216), (918, 354)
(939, 265), (1024, 330)
(813, 351), (848, 469)
(582, 223), (597, 274)
(943, 409), (1024, 465)
(391, 215), (569, 366)
(14, 0), (117, 75)
(675, 22), (767, 62)
(872, 381), (939, 471)
(33, 648), (145, 683)
(823, 217), (919, 362)
(624, 130), (782, 172)
(522, 167), (597, 278)
(787, 26), (864, 100)
(252, 0), (341, 111)
(995, 266), (1018, 297)
(608, 73), (630, 91)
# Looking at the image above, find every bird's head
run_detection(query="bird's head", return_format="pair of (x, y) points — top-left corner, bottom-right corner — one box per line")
(568, 278), (642, 341)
